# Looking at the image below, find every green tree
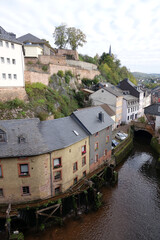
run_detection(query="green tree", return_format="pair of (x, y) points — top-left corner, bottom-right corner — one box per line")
(67, 27), (87, 50)
(53, 24), (67, 49)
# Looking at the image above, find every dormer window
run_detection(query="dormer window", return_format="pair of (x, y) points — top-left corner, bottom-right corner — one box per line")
(18, 135), (26, 144)
(0, 129), (6, 143)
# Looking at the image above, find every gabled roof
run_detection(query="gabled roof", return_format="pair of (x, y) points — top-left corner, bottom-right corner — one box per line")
(144, 103), (160, 116)
(100, 104), (115, 116)
(71, 106), (114, 135)
(17, 33), (46, 44)
(0, 26), (22, 45)
(40, 116), (88, 151)
(123, 94), (138, 101)
(104, 86), (123, 97)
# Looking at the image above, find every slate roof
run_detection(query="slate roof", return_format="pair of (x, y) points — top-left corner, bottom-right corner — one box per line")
(71, 106), (114, 135)
(17, 33), (46, 44)
(0, 118), (48, 158)
(40, 116), (88, 151)
(123, 94), (138, 101)
(100, 104), (115, 116)
(0, 117), (88, 158)
(104, 86), (123, 97)
(0, 26), (22, 45)
(144, 103), (160, 116)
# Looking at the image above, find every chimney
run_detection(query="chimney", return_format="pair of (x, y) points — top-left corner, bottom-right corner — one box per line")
(98, 112), (104, 122)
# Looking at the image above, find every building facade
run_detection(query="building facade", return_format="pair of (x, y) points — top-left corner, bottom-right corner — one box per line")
(122, 95), (139, 124)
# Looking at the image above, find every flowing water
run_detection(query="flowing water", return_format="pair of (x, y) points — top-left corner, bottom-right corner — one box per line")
(26, 135), (160, 240)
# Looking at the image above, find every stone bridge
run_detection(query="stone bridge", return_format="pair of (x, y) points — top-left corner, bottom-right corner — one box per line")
(131, 121), (155, 136)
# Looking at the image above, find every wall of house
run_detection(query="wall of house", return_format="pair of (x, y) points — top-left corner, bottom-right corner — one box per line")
(115, 96), (123, 125)
(0, 154), (51, 204)
(89, 127), (112, 173)
(24, 45), (43, 58)
(0, 40), (24, 87)
(0, 87), (28, 102)
(155, 116), (160, 130)
(24, 71), (49, 85)
(51, 137), (89, 195)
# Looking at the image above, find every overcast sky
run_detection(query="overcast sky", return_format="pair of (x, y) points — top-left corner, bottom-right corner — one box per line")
(1, 0), (160, 73)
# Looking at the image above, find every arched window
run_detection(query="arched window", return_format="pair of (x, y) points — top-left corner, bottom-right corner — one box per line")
(0, 129), (6, 143)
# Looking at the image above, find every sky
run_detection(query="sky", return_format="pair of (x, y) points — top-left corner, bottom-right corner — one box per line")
(1, 0), (160, 73)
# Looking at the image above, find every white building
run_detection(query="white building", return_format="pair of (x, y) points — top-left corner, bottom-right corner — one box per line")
(122, 94), (139, 124)
(0, 26), (24, 88)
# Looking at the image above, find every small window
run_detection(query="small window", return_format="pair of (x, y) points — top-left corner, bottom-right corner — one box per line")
(82, 145), (86, 155)
(95, 132), (99, 137)
(106, 136), (109, 144)
(13, 74), (17, 79)
(11, 43), (14, 49)
(2, 73), (6, 79)
(22, 186), (30, 195)
(83, 171), (86, 177)
(53, 158), (61, 168)
(0, 129), (6, 143)
(0, 165), (3, 178)
(12, 59), (16, 64)
(7, 58), (10, 64)
(8, 74), (12, 79)
(82, 156), (86, 166)
(55, 186), (61, 195)
(1, 57), (4, 63)
(73, 162), (78, 172)
(18, 135), (26, 143)
(105, 149), (107, 156)
(54, 171), (61, 181)
(0, 40), (3, 47)
(127, 116), (129, 120)
(95, 142), (99, 151)
(128, 108), (130, 113)
(19, 164), (29, 176)
(0, 188), (4, 197)
(95, 154), (98, 162)
(5, 42), (9, 48)
(73, 177), (78, 184)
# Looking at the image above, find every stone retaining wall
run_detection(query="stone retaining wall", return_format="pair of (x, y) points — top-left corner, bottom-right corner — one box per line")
(0, 87), (28, 102)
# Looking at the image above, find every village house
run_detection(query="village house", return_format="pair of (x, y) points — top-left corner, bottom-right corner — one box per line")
(0, 26), (27, 101)
(89, 86), (123, 127)
(0, 117), (89, 204)
(100, 104), (116, 130)
(151, 85), (160, 104)
(71, 106), (114, 172)
(144, 103), (160, 131)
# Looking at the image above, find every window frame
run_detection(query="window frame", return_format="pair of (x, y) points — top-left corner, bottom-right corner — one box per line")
(22, 186), (30, 196)
(12, 59), (16, 64)
(5, 41), (9, 48)
(95, 132), (99, 137)
(1, 57), (4, 63)
(95, 154), (98, 162)
(0, 40), (3, 47)
(11, 43), (14, 49)
(82, 156), (86, 167)
(73, 162), (78, 173)
(81, 145), (86, 155)
(18, 163), (30, 177)
(95, 142), (99, 151)
(54, 170), (62, 181)
(55, 186), (61, 195)
(0, 165), (3, 178)
(73, 177), (78, 185)
(53, 157), (62, 169)
(0, 188), (4, 197)
(106, 136), (109, 144)
(83, 171), (86, 177)
(2, 73), (6, 79)
(13, 74), (17, 80)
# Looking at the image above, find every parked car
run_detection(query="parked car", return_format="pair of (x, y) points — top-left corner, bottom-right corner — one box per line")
(112, 139), (119, 149)
(115, 132), (127, 141)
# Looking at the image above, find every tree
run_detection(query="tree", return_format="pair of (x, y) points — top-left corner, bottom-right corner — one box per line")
(53, 24), (67, 49)
(67, 27), (87, 50)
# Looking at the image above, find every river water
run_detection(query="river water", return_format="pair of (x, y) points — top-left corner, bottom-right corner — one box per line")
(26, 136), (160, 240)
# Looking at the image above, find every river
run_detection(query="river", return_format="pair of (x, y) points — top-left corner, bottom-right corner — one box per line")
(26, 135), (160, 240)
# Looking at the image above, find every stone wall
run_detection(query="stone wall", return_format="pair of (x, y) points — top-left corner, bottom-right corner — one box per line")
(24, 71), (50, 85)
(66, 60), (97, 70)
(38, 55), (66, 65)
(55, 49), (79, 60)
(0, 87), (28, 102)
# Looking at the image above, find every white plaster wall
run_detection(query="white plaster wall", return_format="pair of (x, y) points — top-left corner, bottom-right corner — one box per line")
(24, 45), (43, 58)
(0, 40), (24, 87)
(138, 92), (144, 117)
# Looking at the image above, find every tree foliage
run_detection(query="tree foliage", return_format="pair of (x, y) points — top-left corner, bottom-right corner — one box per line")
(53, 24), (86, 50)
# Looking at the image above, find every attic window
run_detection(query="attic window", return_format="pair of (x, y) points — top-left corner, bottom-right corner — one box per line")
(73, 130), (79, 136)
(0, 129), (6, 143)
(18, 135), (26, 144)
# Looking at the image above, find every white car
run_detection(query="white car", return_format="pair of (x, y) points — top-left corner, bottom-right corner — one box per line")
(115, 132), (127, 141)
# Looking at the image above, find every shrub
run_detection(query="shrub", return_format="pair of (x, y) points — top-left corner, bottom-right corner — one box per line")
(65, 70), (73, 77)
(37, 111), (48, 121)
(138, 116), (146, 123)
(37, 99), (45, 104)
(82, 78), (92, 86)
(65, 74), (70, 84)
(27, 61), (33, 65)
(42, 65), (48, 71)
(57, 70), (64, 78)
(6, 98), (25, 109)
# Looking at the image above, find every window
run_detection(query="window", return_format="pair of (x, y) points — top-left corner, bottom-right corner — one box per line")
(95, 142), (99, 151)
(73, 162), (78, 172)
(11, 43), (14, 49)
(0, 40), (3, 46)
(19, 164), (29, 176)
(18, 135), (26, 143)
(12, 59), (16, 64)
(0, 165), (3, 178)
(82, 145), (86, 155)
(2, 73), (6, 79)
(5, 42), (9, 47)
(95, 154), (98, 162)
(95, 132), (99, 137)
(73, 177), (78, 184)
(13, 74), (17, 79)
(127, 116), (129, 120)
(55, 186), (61, 195)
(8, 74), (12, 79)
(53, 158), (61, 168)
(22, 186), (30, 195)
(0, 188), (3, 197)
(1, 57), (4, 63)
(54, 171), (61, 181)
(106, 136), (109, 144)
(128, 108), (130, 113)
(82, 156), (86, 166)
(0, 129), (6, 142)
(7, 58), (10, 64)
(83, 171), (86, 177)
(105, 149), (107, 156)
